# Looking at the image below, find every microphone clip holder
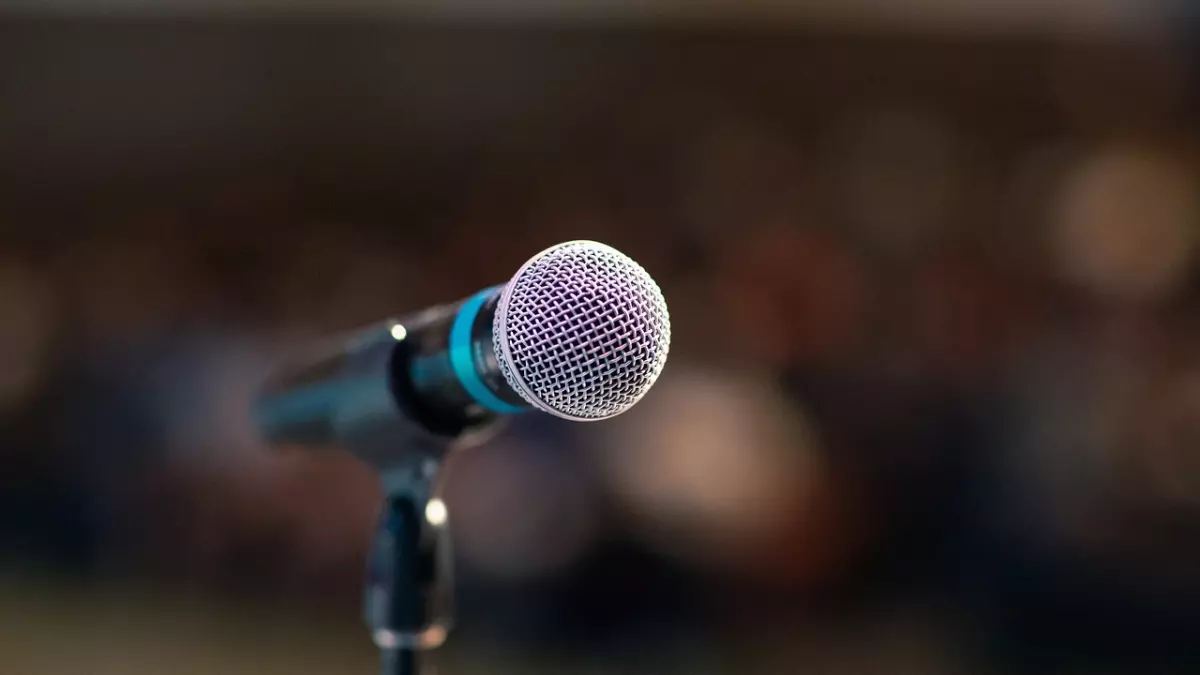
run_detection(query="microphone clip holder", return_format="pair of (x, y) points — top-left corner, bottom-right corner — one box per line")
(364, 454), (454, 675)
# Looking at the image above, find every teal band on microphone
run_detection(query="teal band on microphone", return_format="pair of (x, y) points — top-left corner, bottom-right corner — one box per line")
(449, 287), (525, 414)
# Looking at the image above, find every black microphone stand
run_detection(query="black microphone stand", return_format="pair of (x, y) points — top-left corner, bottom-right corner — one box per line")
(256, 318), (504, 675)
(365, 456), (453, 675)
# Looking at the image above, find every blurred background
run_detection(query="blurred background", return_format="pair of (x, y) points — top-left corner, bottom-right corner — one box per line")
(2, 1), (1200, 673)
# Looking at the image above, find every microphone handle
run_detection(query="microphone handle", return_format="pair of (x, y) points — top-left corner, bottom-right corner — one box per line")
(254, 289), (527, 470)
(253, 320), (452, 468)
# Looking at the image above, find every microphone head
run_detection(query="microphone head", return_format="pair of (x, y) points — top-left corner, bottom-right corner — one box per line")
(492, 240), (671, 421)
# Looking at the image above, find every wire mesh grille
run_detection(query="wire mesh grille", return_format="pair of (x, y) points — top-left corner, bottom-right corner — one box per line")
(493, 241), (671, 420)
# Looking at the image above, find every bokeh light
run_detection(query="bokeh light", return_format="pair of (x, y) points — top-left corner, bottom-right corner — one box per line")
(1054, 143), (1199, 303)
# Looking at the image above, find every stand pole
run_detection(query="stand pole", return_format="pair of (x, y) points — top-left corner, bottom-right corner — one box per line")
(365, 458), (453, 675)
(381, 646), (419, 675)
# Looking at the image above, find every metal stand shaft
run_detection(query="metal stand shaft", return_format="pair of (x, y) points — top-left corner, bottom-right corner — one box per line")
(381, 646), (419, 675)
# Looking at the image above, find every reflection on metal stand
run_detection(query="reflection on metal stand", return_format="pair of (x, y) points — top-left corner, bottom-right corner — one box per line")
(365, 458), (454, 675)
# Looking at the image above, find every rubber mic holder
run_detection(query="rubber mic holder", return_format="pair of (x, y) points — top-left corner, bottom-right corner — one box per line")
(365, 457), (454, 675)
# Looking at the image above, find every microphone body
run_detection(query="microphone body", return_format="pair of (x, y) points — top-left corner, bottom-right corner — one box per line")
(254, 286), (524, 469)
(255, 239), (672, 468)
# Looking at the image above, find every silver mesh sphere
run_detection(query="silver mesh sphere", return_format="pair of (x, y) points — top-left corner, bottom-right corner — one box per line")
(492, 240), (671, 421)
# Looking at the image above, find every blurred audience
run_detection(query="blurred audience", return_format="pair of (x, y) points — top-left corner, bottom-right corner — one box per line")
(1, 20), (1198, 675)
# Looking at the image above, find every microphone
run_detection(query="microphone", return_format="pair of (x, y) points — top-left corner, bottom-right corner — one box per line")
(255, 239), (671, 675)
(254, 240), (672, 468)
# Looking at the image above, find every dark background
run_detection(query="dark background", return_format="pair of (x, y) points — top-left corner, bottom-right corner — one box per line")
(1, 6), (1199, 674)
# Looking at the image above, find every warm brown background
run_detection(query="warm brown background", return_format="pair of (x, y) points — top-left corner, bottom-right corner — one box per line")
(1, 10), (1198, 675)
